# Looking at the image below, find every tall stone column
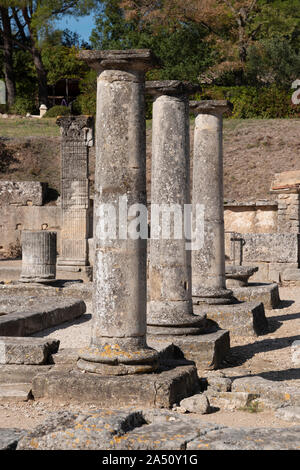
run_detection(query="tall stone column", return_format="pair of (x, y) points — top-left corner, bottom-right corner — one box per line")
(146, 81), (205, 335)
(20, 230), (57, 282)
(191, 100), (233, 305)
(56, 116), (93, 270)
(77, 50), (159, 375)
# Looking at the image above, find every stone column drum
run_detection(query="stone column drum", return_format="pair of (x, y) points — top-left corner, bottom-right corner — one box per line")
(57, 115), (94, 269)
(146, 81), (205, 335)
(191, 100), (233, 305)
(20, 230), (57, 282)
(77, 50), (159, 375)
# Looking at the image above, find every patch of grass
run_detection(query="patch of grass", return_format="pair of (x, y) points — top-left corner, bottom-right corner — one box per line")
(239, 400), (263, 413)
(0, 118), (60, 138)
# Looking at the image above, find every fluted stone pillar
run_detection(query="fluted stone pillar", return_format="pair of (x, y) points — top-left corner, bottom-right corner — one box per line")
(146, 81), (205, 335)
(191, 100), (233, 305)
(20, 230), (57, 282)
(56, 116), (93, 270)
(77, 49), (159, 375)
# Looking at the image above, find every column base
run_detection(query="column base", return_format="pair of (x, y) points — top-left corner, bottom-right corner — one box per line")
(193, 287), (233, 305)
(147, 300), (207, 335)
(78, 342), (159, 376)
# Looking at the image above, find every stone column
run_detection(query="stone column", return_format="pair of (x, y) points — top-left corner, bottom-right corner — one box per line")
(56, 116), (93, 270)
(191, 100), (233, 305)
(77, 50), (159, 375)
(146, 81), (205, 335)
(20, 230), (57, 282)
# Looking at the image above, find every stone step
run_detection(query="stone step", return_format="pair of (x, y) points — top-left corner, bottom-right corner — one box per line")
(0, 337), (59, 365)
(0, 383), (32, 401)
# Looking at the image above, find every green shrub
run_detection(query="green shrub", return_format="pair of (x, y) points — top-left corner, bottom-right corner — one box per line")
(43, 105), (71, 118)
(194, 86), (300, 119)
(9, 96), (37, 115)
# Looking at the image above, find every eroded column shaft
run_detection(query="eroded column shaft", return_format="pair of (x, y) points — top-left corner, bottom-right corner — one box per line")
(77, 49), (158, 375)
(20, 230), (57, 281)
(191, 101), (233, 305)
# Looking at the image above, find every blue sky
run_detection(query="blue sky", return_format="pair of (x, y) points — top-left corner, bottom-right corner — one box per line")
(54, 13), (96, 43)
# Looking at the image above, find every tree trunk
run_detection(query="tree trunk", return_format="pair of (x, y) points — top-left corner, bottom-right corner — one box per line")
(0, 7), (16, 107)
(31, 45), (49, 106)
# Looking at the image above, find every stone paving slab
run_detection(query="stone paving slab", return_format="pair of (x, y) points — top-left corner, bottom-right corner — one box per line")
(231, 283), (280, 309)
(15, 408), (300, 450)
(0, 295), (86, 336)
(194, 301), (268, 337)
(0, 282), (92, 301)
(0, 337), (59, 364)
(0, 428), (26, 450)
(32, 364), (200, 409)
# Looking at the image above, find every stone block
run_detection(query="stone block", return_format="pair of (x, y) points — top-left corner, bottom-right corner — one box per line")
(206, 376), (232, 392)
(194, 301), (268, 337)
(232, 376), (300, 408)
(0, 181), (47, 206)
(147, 329), (230, 369)
(0, 364), (52, 384)
(275, 406), (300, 422)
(242, 233), (300, 264)
(0, 337), (59, 365)
(0, 383), (32, 401)
(230, 283), (280, 309)
(283, 269), (300, 281)
(0, 296), (86, 336)
(179, 394), (211, 414)
(32, 364), (200, 409)
(204, 391), (259, 411)
(0, 429), (25, 450)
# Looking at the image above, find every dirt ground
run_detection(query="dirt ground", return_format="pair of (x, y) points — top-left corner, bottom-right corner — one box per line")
(0, 285), (299, 431)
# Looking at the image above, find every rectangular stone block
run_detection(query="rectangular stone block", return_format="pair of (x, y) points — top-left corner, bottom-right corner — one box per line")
(0, 181), (47, 206)
(0, 337), (59, 365)
(0, 383), (32, 402)
(242, 233), (300, 263)
(32, 364), (200, 408)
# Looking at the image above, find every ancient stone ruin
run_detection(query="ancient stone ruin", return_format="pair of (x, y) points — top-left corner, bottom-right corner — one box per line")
(0, 48), (299, 451)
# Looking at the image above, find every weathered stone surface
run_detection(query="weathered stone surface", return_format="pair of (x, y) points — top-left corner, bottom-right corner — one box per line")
(275, 406), (300, 422)
(20, 230), (57, 282)
(241, 233), (300, 263)
(232, 376), (300, 408)
(32, 364), (200, 408)
(0, 383), (32, 401)
(0, 364), (52, 384)
(206, 376), (232, 392)
(147, 329), (230, 369)
(225, 265), (258, 287)
(0, 281), (93, 301)
(270, 170), (300, 192)
(0, 295), (86, 336)
(194, 301), (268, 336)
(204, 391), (259, 411)
(179, 394), (211, 414)
(187, 426), (300, 450)
(230, 283), (280, 309)
(291, 340), (300, 366)
(0, 428), (25, 450)
(283, 268), (300, 281)
(16, 408), (300, 450)
(191, 101), (233, 304)
(78, 49), (158, 374)
(0, 181), (47, 206)
(0, 337), (59, 364)
(52, 348), (79, 365)
(146, 80), (199, 96)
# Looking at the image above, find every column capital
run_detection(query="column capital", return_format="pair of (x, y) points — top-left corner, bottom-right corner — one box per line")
(190, 100), (233, 116)
(145, 80), (200, 97)
(78, 49), (158, 73)
(56, 115), (94, 146)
